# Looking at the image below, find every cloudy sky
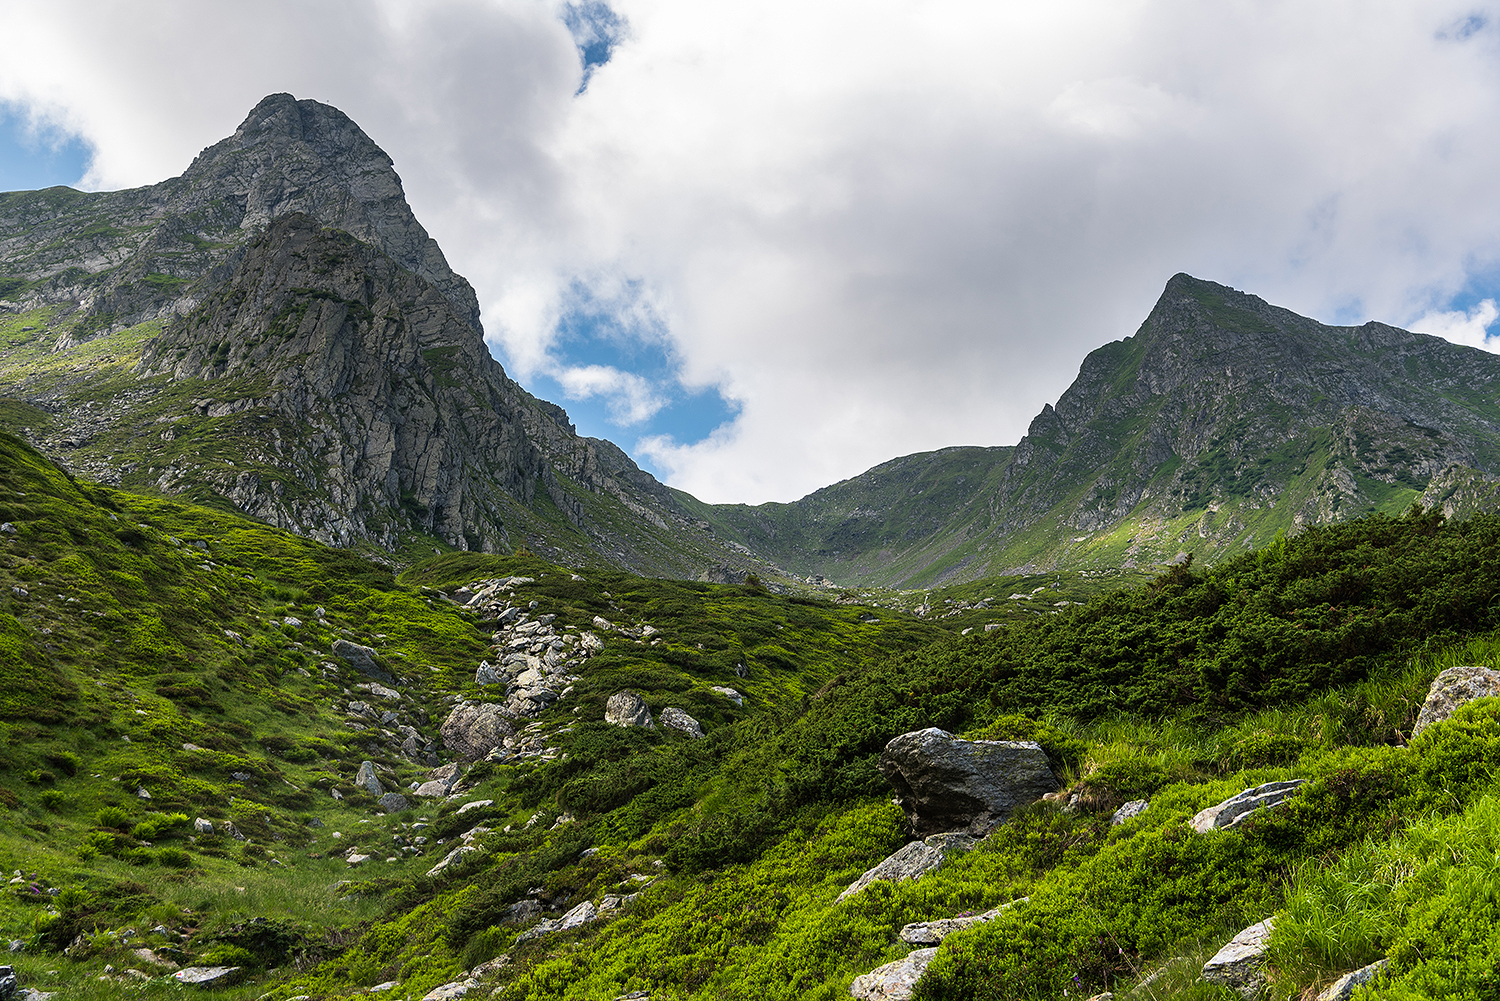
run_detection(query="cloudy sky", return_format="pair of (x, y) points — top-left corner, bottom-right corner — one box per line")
(3, 1), (1500, 504)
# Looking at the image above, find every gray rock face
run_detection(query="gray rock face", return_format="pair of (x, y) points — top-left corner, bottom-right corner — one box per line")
(1317, 959), (1388, 1001)
(878, 728), (1059, 836)
(332, 640), (394, 685)
(1411, 665), (1500, 738)
(355, 760), (384, 797)
(606, 691), (654, 728)
(658, 707), (705, 738)
(899, 900), (1023, 945)
(710, 686), (744, 706)
(1190, 780), (1305, 833)
(1201, 918), (1274, 1000)
(172, 966), (242, 987)
(515, 900), (599, 944)
(193, 817), (214, 835)
(378, 792), (409, 813)
(442, 704), (517, 762)
(836, 834), (972, 904)
(849, 948), (938, 1001)
(1112, 799), (1149, 825)
(475, 661), (503, 686)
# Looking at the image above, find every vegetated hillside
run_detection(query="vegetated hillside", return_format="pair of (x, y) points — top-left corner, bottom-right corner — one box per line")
(7, 424), (1500, 1001)
(0, 95), (790, 582)
(695, 274), (1500, 588)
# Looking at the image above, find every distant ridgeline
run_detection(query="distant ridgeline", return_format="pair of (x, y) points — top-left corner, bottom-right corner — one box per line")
(4, 93), (1500, 589)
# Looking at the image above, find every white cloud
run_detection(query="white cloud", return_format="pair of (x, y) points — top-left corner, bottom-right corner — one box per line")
(6, 1), (1500, 503)
(554, 364), (667, 425)
(1410, 299), (1500, 351)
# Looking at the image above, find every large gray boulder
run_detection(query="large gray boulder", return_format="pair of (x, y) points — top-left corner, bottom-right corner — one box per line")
(606, 691), (654, 728)
(878, 728), (1058, 836)
(1316, 959), (1388, 1001)
(849, 948), (938, 1001)
(659, 707), (705, 738)
(354, 760), (384, 797)
(172, 966), (243, 987)
(1201, 918), (1274, 1000)
(1190, 780), (1304, 833)
(332, 639), (396, 685)
(441, 703), (516, 761)
(1411, 665), (1500, 738)
(899, 898), (1024, 945)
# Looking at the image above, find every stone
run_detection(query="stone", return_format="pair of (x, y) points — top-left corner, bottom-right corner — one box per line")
(332, 639), (395, 685)
(1112, 799), (1149, 825)
(1190, 780), (1305, 833)
(347, 854), (372, 865)
(378, 792), (409, 813)
(441, 703), (516, 762)
(836, 836), (961, 904)
(136, 786), (151, 799)
(710, 686), (745, 706)
(426, 843), (483, 877)
(172, 966), (242, 987)
(899, 900), (1022, 945)
(193, 817), (214, 835)
(19, 990), (55, 1001)
(878, 727), (1059, 836)
(1201, 918), (1274, 1000)
(658, 707), (705, 738)
(0, 966), (14, 999)
(0, 523), (14, 534)
(456, 799), (494, 814)
(221, 821), (246, 841)
(133, 947), (178, 969)
(849, 948), (937, 1001)
(413, 780), (450, 798)
(1411, 665), (1500, 738)
(369, 982), (398, 992)
(605, 691), (653, 728)
(515, 900), (599, 943)
(422, 979), (480, 1000)
(355, 760), (384, 796)
(475, 661), (503, 686)
(1316, 959), (1388, 1001)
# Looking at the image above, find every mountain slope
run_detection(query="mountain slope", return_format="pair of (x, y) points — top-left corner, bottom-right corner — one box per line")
(697, 275), (1500, 587)
(0, 95), (782, 581)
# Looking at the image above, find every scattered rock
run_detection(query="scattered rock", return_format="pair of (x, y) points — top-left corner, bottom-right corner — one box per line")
(1411, 665), (1500, 738)
(475, 661), (503, 686)
(135, 786), (151, 799)
(456, 799), (494, 815)
(347, 854), (372, 865)
(441, 703), (517, 762)
(1190, 780), (1305, 833)
(369, 982), (399, 993)
(710, 686), (744, 706)
(0, 966), (14, 999)
(354, 761), (384, 797)
(332, 639), (395, 685)
(849, 948), (937, 1000)
(1201, 918), (1274, 1000)
(172, 966), (242, 987)
(1316, 959), (1388, 1001)
(515, 900), (599, 943)
(427, 843), (483, 877)
(0, 523), (14, 534)
(836, 834), (971, 903)
(413, 780), (450, 798)
(605, 691), (653, 728)
(899, 899), (1024, 945)
(221, 821), (246, 841)
(878, 728), (1059, 836)
(421, 978), (480, 1000)
(1112, 799), (1149, 825)
(378, 792), (409, 813)
(659, 707), (704, 738)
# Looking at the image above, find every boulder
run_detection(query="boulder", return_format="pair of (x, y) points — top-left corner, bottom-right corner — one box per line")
(710, 686), (744, 706)
(0, 966), (14, 1000)
(605, 691), (654, 728)
(193, 817), (214, 835)
(475, 661), (503, 686)
(1411, 666), (1500, 738)
(1316, 959), (1388, 1001)
(1190, 780), (1304, 833)
(836, 834), (971, 903)
(332, 639), (395, 685)
(441, 703), (516, 761)
(659, 707), (705, 738)
(378, 792), (409, 813)
(422, 978), (480, 1000)
(172, 966), (242, 987)
(878, 728), (1058, 836)
(354, 760), (384, 796)
(898, 899), (1024, 945)
(849, 948), (937, 1001)
(1201, 918), (1274, 1000)
(515, 900), (598, 943)
(1112, 799), (1149, 825)
(414, 780), (450, 798)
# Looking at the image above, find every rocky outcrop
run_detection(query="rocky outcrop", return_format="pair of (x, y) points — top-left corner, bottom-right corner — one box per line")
(1190, 780), (1304, 833)
(441, 704), (517, 762)
(659, 707), (705, 737)
(172, 966), (243, 988)
(878, 728), (1058, 836)
(1411, 666), (1500, 738)
(1316, 959), (1388, 1001)
(1112, 799), (1149, 825)
(849, 948), (938, 1001)
(1201, 918), (1274, 1000)
(898, 899), (1023, 945)
(836, 834), (974, 904)
(606, 692), (653, 728)
(354, 760), (384, 797)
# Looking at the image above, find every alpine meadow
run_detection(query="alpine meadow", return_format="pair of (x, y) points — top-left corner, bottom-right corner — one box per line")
(4, 93), (1500, 1001)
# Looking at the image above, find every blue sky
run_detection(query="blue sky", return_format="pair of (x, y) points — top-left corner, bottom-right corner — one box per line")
(0, 105), (90, 191)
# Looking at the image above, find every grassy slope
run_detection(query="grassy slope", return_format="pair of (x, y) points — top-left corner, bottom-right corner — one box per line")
(7, 431), (1500, 1000)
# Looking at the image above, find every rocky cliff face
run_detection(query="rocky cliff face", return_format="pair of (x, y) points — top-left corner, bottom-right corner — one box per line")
(697, 275), (1500, 586)
(0, 93), (479, 342)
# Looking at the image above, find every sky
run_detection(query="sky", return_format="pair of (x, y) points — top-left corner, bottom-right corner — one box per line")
(4, 1), (1500, 504)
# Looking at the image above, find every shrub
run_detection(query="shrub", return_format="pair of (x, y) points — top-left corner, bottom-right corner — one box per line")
(95, 805), (129, 830)
(38, 789), (65, 812)
(156, 847), (192, 868)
